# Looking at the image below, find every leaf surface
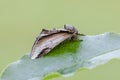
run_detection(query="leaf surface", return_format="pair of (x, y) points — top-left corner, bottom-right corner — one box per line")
(1, 32), (120, 80)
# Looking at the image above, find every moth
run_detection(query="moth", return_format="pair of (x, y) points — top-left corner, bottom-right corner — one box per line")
(30, 24), (80, 59)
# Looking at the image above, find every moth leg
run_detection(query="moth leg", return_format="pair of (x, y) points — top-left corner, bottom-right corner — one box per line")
(70, 33), (84, 42)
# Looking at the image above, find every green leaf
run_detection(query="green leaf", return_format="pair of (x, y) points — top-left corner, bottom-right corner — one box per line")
(51, 59), (120, 80)
(1, 32), (120, 80)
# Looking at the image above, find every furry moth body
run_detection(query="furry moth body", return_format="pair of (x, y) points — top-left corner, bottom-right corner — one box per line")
(30, 24), (79, 59)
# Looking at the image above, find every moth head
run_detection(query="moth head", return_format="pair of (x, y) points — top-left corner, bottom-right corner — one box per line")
(64, 24), (79, 35)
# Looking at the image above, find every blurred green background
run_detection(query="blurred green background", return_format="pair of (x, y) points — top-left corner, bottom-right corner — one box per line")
(0, 0), (120, 78)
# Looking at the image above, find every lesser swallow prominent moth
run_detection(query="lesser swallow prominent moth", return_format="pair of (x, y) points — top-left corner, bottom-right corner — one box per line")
(30, 24), (80, 59)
